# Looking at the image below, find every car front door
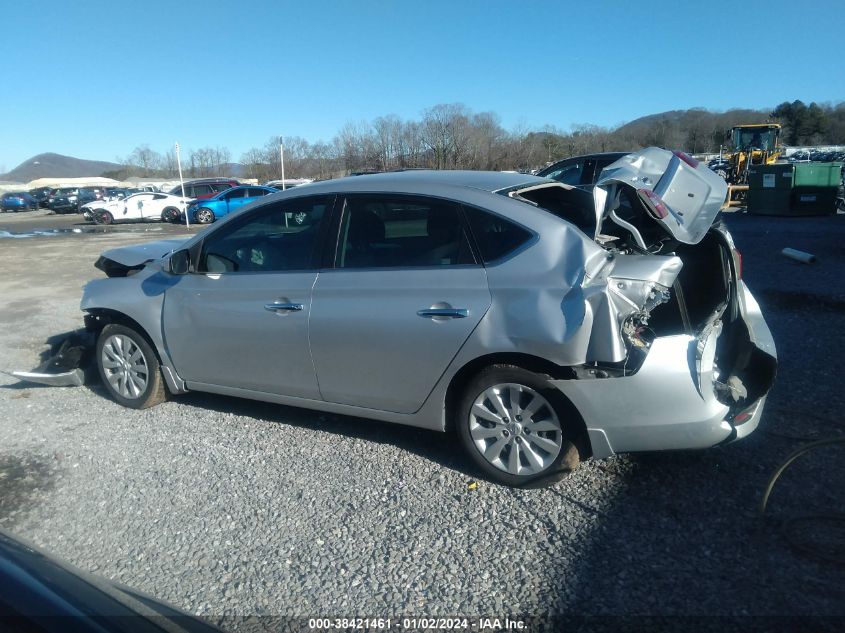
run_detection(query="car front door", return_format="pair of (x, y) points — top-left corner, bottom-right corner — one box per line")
(309, 194), (491, 414)
(161, 195), (334, 398)
(222, 188), (249, 215)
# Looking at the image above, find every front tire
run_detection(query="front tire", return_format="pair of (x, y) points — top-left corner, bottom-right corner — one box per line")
(195, 207), (215, 224)
(96, 324), (166, 409)
(456, 365), (580, 487)
(96, 210), (114, 225)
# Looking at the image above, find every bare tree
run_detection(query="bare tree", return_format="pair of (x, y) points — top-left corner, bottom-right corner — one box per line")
(126, 145), (162, 175)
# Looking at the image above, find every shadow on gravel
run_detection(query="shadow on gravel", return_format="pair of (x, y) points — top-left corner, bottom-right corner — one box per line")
(0, 454), (57, 528)
(175, 390), (481, 479)
(3, 331), (485, 479)
(756, 289), (845, 313)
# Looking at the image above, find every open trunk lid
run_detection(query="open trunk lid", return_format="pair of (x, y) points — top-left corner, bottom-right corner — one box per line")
(594, 147), (728, 245)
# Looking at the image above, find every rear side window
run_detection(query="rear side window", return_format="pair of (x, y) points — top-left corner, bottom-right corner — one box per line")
(336, 195), (475, 269)
(464, 206), (533, 263)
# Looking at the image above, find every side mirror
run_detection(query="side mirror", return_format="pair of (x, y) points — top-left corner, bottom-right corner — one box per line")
(168, 249), (191, 275)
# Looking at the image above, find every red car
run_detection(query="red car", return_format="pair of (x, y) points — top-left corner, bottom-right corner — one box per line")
(167, 178), (239, 200)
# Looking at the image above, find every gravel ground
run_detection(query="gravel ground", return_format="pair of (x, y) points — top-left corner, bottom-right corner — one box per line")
(0, 210), (843, 626)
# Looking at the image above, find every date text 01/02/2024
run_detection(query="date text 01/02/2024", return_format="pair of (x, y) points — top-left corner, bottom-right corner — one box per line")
(307, 617), (527, 630)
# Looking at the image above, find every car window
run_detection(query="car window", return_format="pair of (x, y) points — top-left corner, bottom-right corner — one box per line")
(192, 184), (214, 196)
(248, 188), (270, 197)
(593, 158), (618, 183)
(153, 194), (167, 200)
(543, 161), (583, 186)
(211, 183), (234, 193)
(463, 206), (533, 263)
(336, 195), (475, 269)
(198, 196), (332, 274)
(223, 188), (245, 200)
(581, 159), (598, 185)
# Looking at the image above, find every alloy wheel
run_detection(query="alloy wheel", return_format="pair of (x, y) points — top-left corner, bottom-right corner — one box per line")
(468, 383), (563, 476)
(101, 334), (149, 399)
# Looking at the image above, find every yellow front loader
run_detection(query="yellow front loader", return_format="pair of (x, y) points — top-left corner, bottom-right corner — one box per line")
(723, 123), (783, 207)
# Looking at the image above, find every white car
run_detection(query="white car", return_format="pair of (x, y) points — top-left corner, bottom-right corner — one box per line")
(84, 192), (192, 224)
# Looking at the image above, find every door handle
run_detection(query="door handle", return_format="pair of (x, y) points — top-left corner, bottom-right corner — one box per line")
(264, 302), (304, 313)
(417, 308), (469, 319)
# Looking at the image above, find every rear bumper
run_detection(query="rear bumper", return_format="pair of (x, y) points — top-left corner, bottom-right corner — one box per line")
(553, 284), (776, 459)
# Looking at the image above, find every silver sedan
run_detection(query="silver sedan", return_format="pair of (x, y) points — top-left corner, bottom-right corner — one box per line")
(81, 148), (776, 486)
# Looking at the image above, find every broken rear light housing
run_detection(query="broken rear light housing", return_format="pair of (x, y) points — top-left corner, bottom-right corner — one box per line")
(637, 188), (669, 219)
(673, 150), (700, 169)
(733, 248), (743, 280)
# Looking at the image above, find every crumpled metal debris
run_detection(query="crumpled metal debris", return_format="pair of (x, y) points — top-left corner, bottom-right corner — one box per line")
(9, 332), (94, 387)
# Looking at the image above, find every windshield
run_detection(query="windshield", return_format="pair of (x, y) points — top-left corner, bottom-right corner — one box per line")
(733, 127), (778, 151)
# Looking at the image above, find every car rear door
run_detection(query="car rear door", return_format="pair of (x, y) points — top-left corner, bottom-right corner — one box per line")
(308, 194), (491, 414)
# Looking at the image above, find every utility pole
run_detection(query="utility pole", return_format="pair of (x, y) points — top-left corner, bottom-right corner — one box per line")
(175, 142), (189, 228)
(279, 136), (286, 190)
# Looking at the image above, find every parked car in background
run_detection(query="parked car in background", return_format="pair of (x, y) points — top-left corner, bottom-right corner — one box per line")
(264, 178), (313, 189)
(167, 178), (239, 200)
(187, 185), (278, 223)
(76, 187), (102, 211)
(28, 186), (55, 208)
(102, 187), (132, 201)
(1, 192), (38, 211)
(87, 192), (192, 224)
(47, 187), (81, 213)
(537, 152), (630, 189)
(82, 148), (776, 487)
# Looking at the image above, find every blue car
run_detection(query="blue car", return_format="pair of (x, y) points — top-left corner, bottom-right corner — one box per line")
(188, 185), (278, 224)
(1, 192), (38, 212)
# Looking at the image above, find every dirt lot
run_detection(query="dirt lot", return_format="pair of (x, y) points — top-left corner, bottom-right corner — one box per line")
(0, 209), (843, 627)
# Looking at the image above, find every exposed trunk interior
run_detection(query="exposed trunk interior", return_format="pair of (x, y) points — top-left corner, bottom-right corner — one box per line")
(648, 227), (776, 411)
(648, 231), (731, 336)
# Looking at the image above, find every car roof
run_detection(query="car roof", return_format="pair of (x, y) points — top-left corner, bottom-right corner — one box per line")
(295, 170), (546, 196)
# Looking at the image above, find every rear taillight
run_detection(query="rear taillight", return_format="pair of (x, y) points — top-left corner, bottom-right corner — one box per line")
(733, 248), (743, 280)
(673, 150), (700, 168)
(637, 188), (669, 219)
(734, 410), (752, 424)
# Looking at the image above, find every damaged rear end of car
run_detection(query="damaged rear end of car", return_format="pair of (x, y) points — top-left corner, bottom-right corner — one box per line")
(504, 148), (777, 459)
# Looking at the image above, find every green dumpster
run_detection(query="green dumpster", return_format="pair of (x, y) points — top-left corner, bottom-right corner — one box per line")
(792, 162), (843, 187)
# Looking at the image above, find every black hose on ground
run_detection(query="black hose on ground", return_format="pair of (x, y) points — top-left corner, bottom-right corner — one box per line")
(764, 407), (845, 442)
(758, 437), (845, 565)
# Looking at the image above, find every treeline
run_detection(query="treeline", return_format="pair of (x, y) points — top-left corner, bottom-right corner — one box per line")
(106, 100), (845, 181)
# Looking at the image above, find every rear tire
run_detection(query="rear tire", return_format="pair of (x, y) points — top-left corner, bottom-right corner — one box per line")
(96, 324), (166, 409)
(162, 206), (180, 223)
(456, 364), (580, 487)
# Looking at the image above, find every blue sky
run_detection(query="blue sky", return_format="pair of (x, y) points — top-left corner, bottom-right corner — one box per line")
(1, 0), (842, 170)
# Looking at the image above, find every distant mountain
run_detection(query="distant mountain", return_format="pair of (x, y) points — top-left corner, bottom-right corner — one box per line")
(221, 162), (244, 178)
(616, 108), (771, 136)
(1, 153), (123, 182)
